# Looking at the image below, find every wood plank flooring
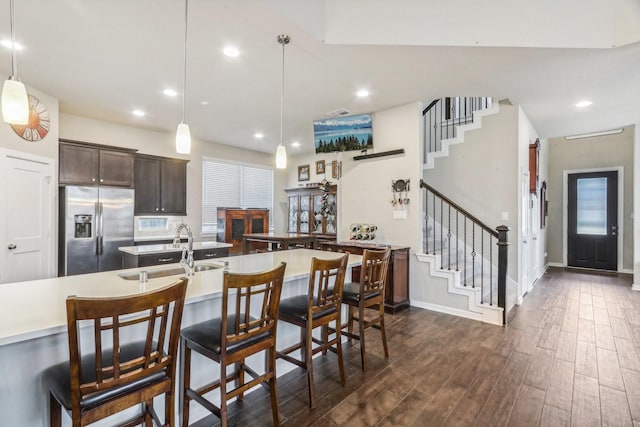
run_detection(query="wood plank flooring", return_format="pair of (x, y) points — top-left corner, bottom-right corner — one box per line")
(192, 268), (640, 426)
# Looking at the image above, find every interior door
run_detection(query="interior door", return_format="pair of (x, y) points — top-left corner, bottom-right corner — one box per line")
(0, 152), (54, 283)
(567, 171), (618, 270)
(520, 171), (530, 296)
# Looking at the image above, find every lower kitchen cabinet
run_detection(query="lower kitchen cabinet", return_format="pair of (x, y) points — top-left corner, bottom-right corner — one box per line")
(319, 241), (410, 314)
(121, 247), (230, 268)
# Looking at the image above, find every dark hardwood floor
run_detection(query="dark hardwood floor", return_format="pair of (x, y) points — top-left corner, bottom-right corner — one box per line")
(193, 267), (640, 426)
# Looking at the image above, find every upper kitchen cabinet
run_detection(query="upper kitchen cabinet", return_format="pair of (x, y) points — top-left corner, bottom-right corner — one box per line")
(59, 140), (136, 187)
(134, 154), (189, 215)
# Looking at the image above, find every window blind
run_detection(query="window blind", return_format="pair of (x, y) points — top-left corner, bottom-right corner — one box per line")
(202, 159), (273, 234)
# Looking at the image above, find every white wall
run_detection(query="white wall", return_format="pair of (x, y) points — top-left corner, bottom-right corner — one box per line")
(59, 113), (288, 240)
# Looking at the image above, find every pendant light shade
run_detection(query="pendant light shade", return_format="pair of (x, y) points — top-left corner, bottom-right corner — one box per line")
(2, 0), (29, 125)
(2, 78), (29, 125)
(176, 0), (191, 154)
(276, 144), (287, 168)
(176, 122), (191, 154)
(275, 34), (290, 169)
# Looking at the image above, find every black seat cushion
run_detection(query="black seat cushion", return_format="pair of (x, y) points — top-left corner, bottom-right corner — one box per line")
(181, 314), (270, 355)
(279, 294), (337, 322)
(43, 341), (168, 410)
(341, 282), (381, 304)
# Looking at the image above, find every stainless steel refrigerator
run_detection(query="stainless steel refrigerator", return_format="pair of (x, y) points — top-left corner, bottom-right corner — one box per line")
(59, 186), (134, 276)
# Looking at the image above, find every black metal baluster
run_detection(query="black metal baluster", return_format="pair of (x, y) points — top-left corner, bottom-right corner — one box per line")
(471, 223), (476, 289)
(447, 204), (451, 270)
(425, 190), (429, 253)
(481, 230), (484, 303)
(490, 235), (493, 306)
(456, 210), (459, 272)
(440, 198), (443, 268)
(432, 192), (436, 254)
(463, 216), (467, 286)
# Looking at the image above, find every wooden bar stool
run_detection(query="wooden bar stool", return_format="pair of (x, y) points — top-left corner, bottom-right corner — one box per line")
(179, 262), (286, 427)
(341, 248), (391, 371)
(276, 254), (348, 408)
(44, 277), (188, 427)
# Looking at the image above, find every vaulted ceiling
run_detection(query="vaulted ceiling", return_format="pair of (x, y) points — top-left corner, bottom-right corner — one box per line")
(1, 0), (639, 155)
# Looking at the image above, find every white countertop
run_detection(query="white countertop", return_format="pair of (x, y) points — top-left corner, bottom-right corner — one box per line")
(119, 241), (233, 255)
(0, 249), (361, 346)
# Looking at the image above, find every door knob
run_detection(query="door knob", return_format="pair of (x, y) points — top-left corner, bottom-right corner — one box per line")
(7, 244), (16, 250)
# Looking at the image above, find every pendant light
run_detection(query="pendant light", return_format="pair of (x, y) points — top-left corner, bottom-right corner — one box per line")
(275, 34), (290, 169)
(176, 0), (191, 154)
(2, 0), (29, 125)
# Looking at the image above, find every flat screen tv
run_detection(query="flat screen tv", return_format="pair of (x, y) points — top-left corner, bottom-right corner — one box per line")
(314, 113), (373, 154)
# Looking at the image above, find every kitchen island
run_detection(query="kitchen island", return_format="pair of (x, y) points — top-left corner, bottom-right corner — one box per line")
(0, 249), (361, 426)
(119, 241), (233, 268)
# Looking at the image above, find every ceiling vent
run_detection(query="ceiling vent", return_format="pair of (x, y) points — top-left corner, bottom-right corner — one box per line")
(324, 108), (350, 117)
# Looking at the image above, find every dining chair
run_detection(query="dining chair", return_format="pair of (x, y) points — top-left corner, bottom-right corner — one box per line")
(276, 254), (348, 408)
(179, 262), (286, 427)
(341, 248), (391, 371)
(44, 277), (188, 427)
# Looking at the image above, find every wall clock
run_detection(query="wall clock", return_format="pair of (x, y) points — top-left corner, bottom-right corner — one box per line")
(10, 94), (50, 141)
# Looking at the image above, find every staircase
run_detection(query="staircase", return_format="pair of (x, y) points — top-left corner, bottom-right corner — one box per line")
(417, 97), (507, 326)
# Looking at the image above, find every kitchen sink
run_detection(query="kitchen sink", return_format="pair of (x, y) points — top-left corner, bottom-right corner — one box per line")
(118, 263), (223, 280)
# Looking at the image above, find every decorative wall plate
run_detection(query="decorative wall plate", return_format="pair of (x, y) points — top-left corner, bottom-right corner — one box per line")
(392, 179), (410, 192)
(10, 94), (50, 141)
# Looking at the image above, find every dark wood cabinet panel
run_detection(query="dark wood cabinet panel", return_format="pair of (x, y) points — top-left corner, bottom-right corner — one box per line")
(193, 247), (229, 260)
(99, 150), (134, 187)
(137, 253), (181, 267)
(217, 208), (269, 254)
(134, 155), (188, 215)
(59, 143), (99, 185)
(319, 241), (410, 314)
(122, 246), (228, 268)
(59, 140), (135, 187)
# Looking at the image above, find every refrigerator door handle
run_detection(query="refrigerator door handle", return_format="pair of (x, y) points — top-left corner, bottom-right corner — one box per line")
(97, 202), (104, 255)
(95, 201), (100, 255)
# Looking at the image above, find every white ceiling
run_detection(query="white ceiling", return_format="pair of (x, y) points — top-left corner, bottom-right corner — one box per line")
(1, 0), (639, 155)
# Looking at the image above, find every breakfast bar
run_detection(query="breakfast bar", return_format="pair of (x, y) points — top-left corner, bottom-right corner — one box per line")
(0, 249), (361, 426)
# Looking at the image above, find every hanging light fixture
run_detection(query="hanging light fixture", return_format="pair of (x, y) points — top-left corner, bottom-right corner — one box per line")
(2, 0), (29, 125)
(275, 34), (290, 169)
(175, 0), (191, 154)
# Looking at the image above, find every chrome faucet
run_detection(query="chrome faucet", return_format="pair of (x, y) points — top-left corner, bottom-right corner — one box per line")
(174, 224), (194, 276)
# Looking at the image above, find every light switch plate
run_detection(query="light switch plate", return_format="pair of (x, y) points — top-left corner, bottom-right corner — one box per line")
(393, 210), (408, 220)
(501, 211), (509, 221)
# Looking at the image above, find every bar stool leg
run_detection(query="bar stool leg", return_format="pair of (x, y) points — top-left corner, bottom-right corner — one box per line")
(305, 325), (316, 408)
(180, 341), (191, 427)
(358, 305), (367, 371)
(144, 401), (153, 426)
(347, 305), (354, 344)
(220, 364), (228, 427)
(49, 393), (61, 427)
(380, 303), (389, 359)
(336, 318), (346, 386)
(236, 360), (245, 401)
(268, 346), (281, 427)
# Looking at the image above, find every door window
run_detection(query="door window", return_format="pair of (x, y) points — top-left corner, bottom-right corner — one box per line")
(576, 177), (608, 235)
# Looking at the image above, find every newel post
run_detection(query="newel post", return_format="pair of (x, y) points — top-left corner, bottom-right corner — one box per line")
(496, 225), (510, 325)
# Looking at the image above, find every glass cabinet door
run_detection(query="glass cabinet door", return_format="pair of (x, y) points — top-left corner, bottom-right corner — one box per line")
(288, 195), (298, 232)
(299, 195), (310, 233)
(325, 193), (336, 233)
(312, 194), (323, 233)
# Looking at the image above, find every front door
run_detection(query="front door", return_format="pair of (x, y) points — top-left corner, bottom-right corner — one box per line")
(0, 151), (54, 283)
(567, 171), (618, 271)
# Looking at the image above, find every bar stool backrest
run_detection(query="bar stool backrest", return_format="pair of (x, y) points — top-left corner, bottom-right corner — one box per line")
(65, 278), (188, 413)
(360, 248), (391, 296)
(309, 255), (348, 316)
(220, 262), (286, 354)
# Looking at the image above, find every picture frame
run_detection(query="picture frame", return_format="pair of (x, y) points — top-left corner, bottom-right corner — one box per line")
(331, 160), (338, 179)
(298, 164), (310, 181)
(316, 160), (325, 174)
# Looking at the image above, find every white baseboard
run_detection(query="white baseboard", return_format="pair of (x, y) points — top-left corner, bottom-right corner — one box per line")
(410, 299), (503, 326)
(547, 262), (564, 268)
(632, 284), (640, 292)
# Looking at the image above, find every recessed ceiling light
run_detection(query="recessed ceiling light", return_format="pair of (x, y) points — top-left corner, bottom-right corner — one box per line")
(0, 40), (23, 50)
(223, 46), (240, 57)
(132, 110), (145, 117)
(291, 141), (301, 148)
(254, 132), (264, 139)
(575, 100), (592, 108)
(163, 88), (178, 97)
(200, 100), (209, 106)
(356, 89), (370, 98)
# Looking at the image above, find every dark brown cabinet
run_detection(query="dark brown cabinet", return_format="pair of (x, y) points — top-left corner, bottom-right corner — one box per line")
(134, 155), (188, 215)
(216, 208), (269, 254)
(319, 241), (410, 314)
(59, 140), (135, 187)
(122, 246), (229, 268)
(285, 185), (337, 240)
